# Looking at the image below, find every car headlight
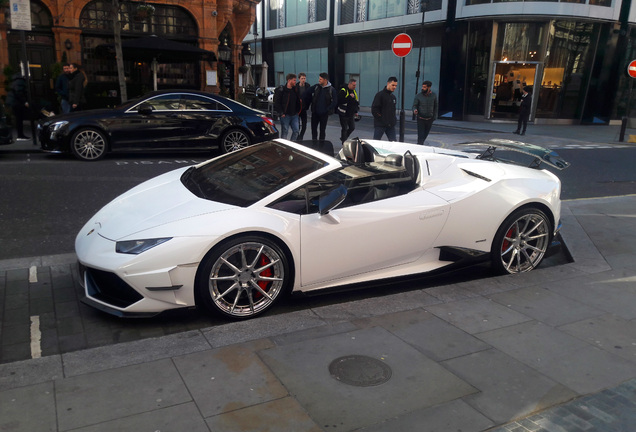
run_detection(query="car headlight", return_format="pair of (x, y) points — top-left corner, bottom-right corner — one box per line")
(115, 238), (172, 255)
(51, 121), (68, 131)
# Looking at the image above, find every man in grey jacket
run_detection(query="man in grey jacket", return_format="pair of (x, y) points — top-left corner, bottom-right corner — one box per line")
(412, 80), (438, 145)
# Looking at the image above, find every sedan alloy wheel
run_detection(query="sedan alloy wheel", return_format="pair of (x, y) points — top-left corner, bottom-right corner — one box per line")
(71, 128), (107, 161)
(221, 129), (250, 153)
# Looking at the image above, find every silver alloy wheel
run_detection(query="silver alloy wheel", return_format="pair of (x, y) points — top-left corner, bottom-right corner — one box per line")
(497, 210), (551, 273)
(208, 241), (285, 318)
(72, 129), (106, 161)
(222, 130), (250, 153)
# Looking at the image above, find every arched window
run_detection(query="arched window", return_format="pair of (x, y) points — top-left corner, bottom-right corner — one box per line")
(30, 1), (53, 29)
(80, 1), (197, 38)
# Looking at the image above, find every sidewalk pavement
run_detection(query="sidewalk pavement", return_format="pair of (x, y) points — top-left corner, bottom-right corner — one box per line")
(1, 119), (636, 431)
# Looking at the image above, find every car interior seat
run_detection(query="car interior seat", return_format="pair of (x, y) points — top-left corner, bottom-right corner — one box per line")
(342, 138), (379, 164)
(403, 150), (420, 185)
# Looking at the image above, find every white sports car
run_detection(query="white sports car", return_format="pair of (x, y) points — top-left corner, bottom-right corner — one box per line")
(76, 138), (568, 319)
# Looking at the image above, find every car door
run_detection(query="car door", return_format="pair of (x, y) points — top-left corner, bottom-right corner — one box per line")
(299, 188), (450, 287)
(110, 94), (185, 149)
(180, 94), (228, 148)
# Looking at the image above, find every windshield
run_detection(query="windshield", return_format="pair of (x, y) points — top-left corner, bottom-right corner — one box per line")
(181, 141), (327, 206)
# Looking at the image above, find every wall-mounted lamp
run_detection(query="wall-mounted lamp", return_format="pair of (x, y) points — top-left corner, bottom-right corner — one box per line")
(241, 43), (254, 65)
(64, 39), (73, 50)
(218, 37), (232, 62)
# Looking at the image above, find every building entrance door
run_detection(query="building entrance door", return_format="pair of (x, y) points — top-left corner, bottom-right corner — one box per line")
(489, 62), (541, 120)
(8, 33), (56, 112)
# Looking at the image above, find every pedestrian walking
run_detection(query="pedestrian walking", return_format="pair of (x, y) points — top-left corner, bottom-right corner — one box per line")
(296, 72), (311, 140)
(6, 73), (30, 140)
(68, 63), (86, 112)
(304, 72), (337, 141)
(55, 63), (71, 114)
(513, 86), (532, 136)
(273, 73), (302, 141)
(371, 76), (398, 141)
(337, 78), (359, 143)
(412, 80), (438, 145)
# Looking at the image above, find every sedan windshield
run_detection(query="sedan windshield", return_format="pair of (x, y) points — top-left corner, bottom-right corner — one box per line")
(181, 141), (327, 206)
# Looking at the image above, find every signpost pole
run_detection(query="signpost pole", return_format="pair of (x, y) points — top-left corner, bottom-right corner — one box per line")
(400, 57), (406, 142)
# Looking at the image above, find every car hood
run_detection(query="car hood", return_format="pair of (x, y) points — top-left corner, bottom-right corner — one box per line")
(40, 109), (118, 126)
(91, 167), (235, 240)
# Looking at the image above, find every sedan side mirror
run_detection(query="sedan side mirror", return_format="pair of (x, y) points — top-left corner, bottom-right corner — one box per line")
(138, 104), (153, 115)
(318, 185), (347, 215)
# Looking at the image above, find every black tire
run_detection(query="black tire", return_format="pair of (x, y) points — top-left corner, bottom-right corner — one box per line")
(221, 129), (250, 153)
(197, 235), (290, 319)
(491, 207), (552, 274)
(70, 128), (107, 161)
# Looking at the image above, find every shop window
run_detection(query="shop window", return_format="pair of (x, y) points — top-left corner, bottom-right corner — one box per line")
(536, 21), (597, 119)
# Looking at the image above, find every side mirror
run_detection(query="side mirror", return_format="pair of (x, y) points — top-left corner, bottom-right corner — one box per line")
(318, 185), (347, 215)
(138, 104), (153, 115)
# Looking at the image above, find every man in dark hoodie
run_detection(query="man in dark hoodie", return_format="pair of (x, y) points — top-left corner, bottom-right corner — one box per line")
(371, 76), (398, 141)
(8, 73), (30, 140)
(68, 63), (86, 111)
(304, 72), (337, 141)
(273, 73), (302, 141)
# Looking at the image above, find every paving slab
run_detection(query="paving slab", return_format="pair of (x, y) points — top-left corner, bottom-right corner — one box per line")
(259, 326), (477, 431)
(0, 355), (63, 391)
(356, 308), (490, 362)
(68, 402), (209, 432)
(544, 268), (636, 320)
(202, 309), (326, 347)
(0, 381), (56, 432)
(359, 399), (494, 432)
(487, 286), (604, 327)
(425, 296), (533, 334)
(559, 313), (636, 362)
(173, 338), (288, 418)
(55, 358), (191, 431)
(61, 330), (212, 377)
(205, 396), (323, 432)
(442, 349), (577, 424)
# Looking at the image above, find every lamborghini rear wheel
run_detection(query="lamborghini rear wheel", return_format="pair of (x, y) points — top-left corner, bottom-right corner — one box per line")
(197, 236), (290, 319)
(492, 207), (552, 274)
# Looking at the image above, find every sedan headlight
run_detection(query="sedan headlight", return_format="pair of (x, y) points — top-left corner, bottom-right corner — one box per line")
(116, 238), (172, 255)
(51, 121), (69, 131)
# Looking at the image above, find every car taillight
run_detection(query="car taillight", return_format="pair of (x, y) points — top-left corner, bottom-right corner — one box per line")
(260, 116), (275, 126)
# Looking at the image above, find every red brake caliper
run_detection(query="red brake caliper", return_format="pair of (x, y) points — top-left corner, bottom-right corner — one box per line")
(502, 227), (515, 252)
(255, 255), (272, 299)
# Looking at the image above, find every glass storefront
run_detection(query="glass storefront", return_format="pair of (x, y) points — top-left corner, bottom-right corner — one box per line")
(467, 20), (600, 122)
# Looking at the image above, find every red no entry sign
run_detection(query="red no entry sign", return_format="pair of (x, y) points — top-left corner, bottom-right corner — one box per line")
(392, 33), (412, 58)
(628, 60), (636, 78)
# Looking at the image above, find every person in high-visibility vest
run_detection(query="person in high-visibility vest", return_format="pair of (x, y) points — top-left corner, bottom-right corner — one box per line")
(337, 79), (359, 143)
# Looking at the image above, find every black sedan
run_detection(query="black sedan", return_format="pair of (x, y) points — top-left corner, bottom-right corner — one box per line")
(38, 90), (278, 161)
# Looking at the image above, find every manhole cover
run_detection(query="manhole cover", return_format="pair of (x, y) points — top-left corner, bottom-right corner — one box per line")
(328, 355), (392, 387)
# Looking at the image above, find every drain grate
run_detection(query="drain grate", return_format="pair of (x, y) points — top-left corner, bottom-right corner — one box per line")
(328, 355), (392, 387)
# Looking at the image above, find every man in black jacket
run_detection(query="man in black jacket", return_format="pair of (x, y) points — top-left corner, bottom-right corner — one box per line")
(296, 73), (311, 140)
(8, 73), (30, 140)
(371, 76), (398, 141)
(513, 86), (532, 136)
(273, 73), (302, 141)
(68, 63), (86, 112)
(304, 72), (337, 141)
(337, 78), (359, 143)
